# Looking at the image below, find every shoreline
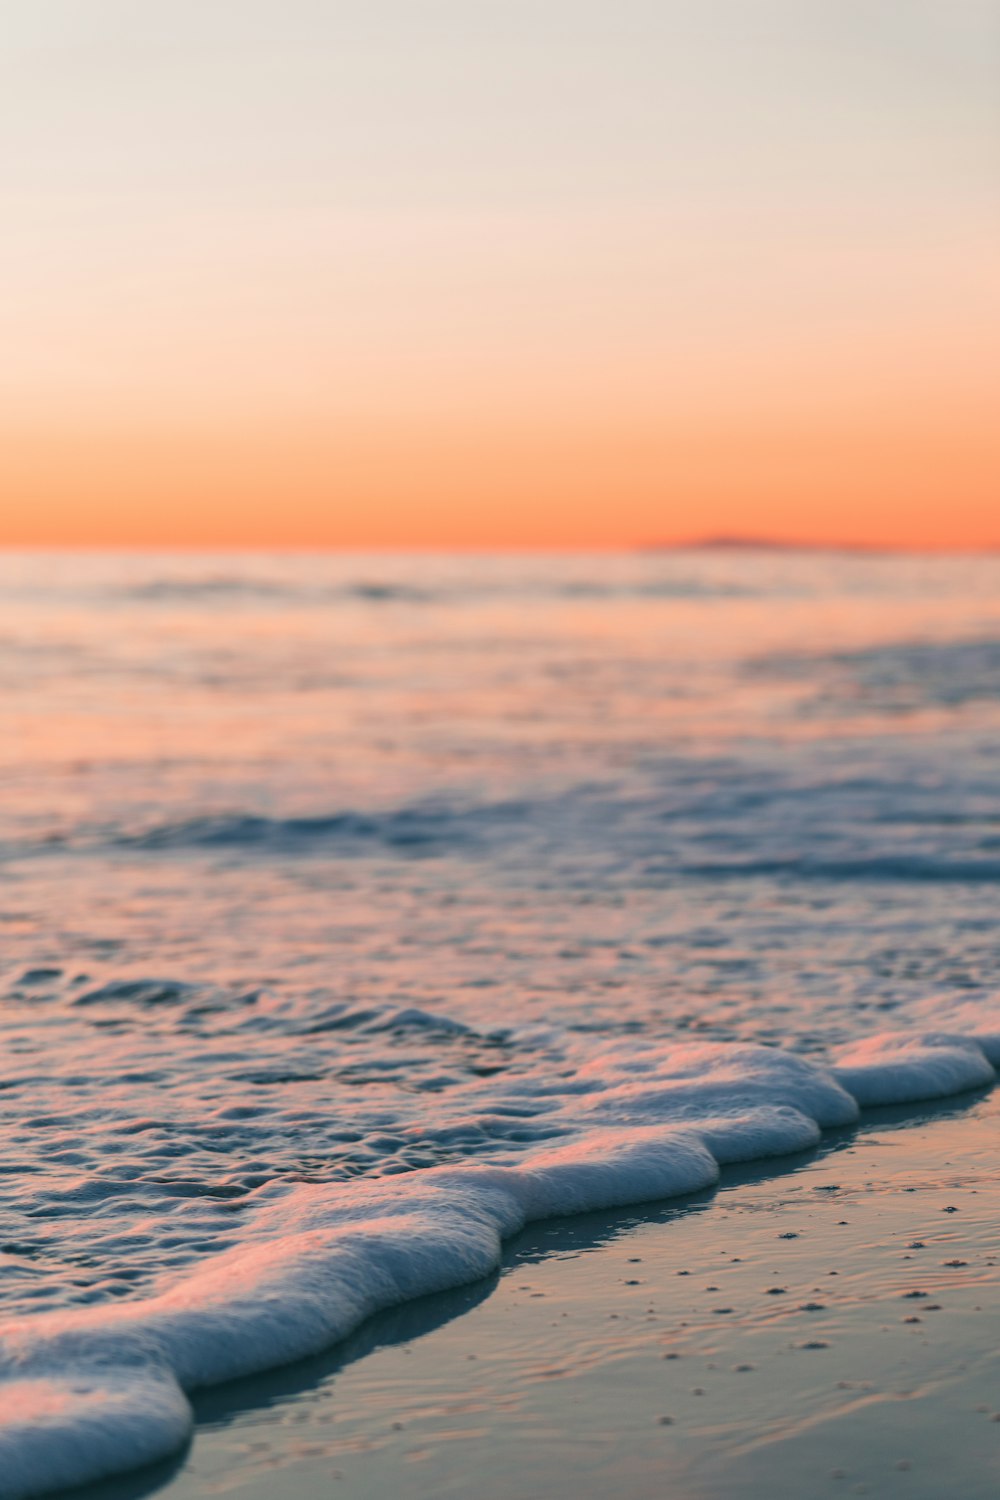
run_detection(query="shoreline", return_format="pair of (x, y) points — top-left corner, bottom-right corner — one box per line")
(65, 1084), (1000, 1500)
(4, 1026), (999, 1500)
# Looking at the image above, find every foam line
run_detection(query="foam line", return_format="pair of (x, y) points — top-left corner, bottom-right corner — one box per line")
(0, 1030), (996, 1499)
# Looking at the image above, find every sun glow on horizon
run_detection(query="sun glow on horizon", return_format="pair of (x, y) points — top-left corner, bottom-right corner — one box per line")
(2, 2), (997, 550)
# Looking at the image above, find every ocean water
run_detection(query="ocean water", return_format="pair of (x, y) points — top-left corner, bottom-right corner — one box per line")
(1, 548), (999, 1497)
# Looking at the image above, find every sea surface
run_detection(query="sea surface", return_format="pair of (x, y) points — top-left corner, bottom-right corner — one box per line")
(1, 548), (999, 1496)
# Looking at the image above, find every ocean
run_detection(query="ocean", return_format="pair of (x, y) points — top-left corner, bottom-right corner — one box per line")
(2, 548), (999, 1496)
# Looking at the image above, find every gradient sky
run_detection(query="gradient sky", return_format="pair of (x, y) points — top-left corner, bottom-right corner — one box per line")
(2, 0), (998, 548)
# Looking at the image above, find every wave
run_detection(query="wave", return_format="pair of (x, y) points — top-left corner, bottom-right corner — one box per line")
(113, 574), (758, 608)
(668, 856), (1000, 883)
(119, 578), (432, 605)
(111, 803), (510, 854)
(115, 809), (1000, 883)
(753, 634), (1000, 712)
(0, 800), (511, 861)
(1, 1012), (998, 1499)
(8, 774), (1000, 883)
(550, 578), (757, 600)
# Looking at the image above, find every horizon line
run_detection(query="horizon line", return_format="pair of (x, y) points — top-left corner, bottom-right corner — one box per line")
(1, 537), (999, 558)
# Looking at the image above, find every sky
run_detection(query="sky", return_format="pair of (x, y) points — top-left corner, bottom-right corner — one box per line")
(2, 0), (998, 549)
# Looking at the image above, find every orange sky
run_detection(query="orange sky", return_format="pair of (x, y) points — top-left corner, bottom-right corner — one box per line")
(2, 3), (997, 550)
(5, 394), (998, 551)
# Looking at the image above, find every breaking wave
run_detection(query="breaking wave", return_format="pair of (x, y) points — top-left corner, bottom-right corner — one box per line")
(1, 1007), (998, 1499)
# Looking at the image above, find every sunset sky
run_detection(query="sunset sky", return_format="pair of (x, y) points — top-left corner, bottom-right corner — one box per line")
(3, 1), (998, 549)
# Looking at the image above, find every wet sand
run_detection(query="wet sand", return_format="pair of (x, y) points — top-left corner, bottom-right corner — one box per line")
(70, 1086), (1000, 1500)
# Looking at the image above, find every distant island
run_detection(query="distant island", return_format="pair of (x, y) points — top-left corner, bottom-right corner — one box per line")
(638, 536), (998, 555)
(660, 536), (836, 551)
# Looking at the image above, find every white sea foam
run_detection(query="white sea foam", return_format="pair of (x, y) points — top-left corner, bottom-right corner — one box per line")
(832, 1031), (997, 1105)
(0, 1374), (191, 1500)
(0, 1027), (996, 1499)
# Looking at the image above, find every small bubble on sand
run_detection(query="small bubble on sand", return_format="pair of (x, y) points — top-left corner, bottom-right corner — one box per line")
(765, 1286), (787, 1295)
(942, 1259), (967, 1267)
(657, 1416), (674, 1426)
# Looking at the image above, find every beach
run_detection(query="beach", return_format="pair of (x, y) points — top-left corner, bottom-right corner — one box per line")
(1, 549), (999, 1498)
(75, 1088), (1000, 1500)
(5, 1), (998, 1492)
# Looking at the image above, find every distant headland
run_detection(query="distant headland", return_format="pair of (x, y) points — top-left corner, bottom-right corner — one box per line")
(639, 536), (998, 556)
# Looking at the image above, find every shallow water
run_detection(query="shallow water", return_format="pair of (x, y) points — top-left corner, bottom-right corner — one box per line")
(1, 549), (999, 1495)
(131, 1089), (1000, 1500)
